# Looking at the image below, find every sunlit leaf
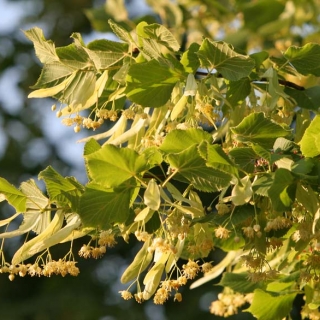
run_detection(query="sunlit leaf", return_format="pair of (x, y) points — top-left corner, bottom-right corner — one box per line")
(24, 27), (59, 64)
(167, 144), (232, 192)
(198, 140), (238, 178)
(108, 19), (133, 43)
(38, 166), (84, 207)
(299, 115), (320, 157)
(143, 23), (180, 52)
(181, 43), (200, 73)
(231, 112), (291, 148)
(245, 289), (297, 320)
(85, 144), (150, 188)
(125, 59), (183, 107)
(20, 179), (50, 234)
(160, 128), (212, 154)
(85, 39), (128, 70)
(282, 43), (320, 76)
(79, 183), (133, 228)
(268, 169), (296, 211)
(197, 39), (255, 81)
(0, 177), (26, 213)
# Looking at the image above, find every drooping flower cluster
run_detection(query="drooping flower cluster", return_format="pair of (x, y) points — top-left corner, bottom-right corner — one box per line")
(78, 229), (117, 259)
(0, 259), (79, 281)
(210, 291), (253, 317)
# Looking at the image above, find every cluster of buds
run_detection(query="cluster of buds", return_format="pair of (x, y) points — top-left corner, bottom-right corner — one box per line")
(166, 212), (190, 240)
(134, 230), (151, 242)
(210, 292), (253, 317)
(78, 244), (106, 259)
(95, 109), (118, 121)
(153, 279), (183, 304)
(78, 230), (117, 259)
(264, 216), (292, 232)
(1, 260), (79, 281)
(60, 114), (84, 132)
(242, 224), (262, 239)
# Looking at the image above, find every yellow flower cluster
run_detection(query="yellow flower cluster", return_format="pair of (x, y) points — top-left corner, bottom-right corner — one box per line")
(210, 292), (253, 317)
(78, 244), (106, 259)
(0, 260), (79, 281)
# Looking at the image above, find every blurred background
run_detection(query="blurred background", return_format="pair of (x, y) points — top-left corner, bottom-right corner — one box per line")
(1, 0), (319, 319)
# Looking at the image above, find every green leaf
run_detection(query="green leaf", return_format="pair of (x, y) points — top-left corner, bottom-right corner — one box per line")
(141, 147), (163, 167)
(218, 272), (265, 294)
(250, 51), (269, 71)
(160, 128), (212, 154)
(285, 86), (320, 111)
(197, 39), (255, 81)
(245, 289), (296, 320)
(125, 59), (183, 107)
(292, 158), (314, 176)
(167, 144), (232, 192)
(252, 174), (273, 197)
(108, 19), (133, 43)
(31, 63), (74, 88)
(231, 112), (291, 148)
(38, 166), (84, 206)
(296, 182), (319, 215)
(262, 67), (290, 108)
(266, 281), (294, 293)
(56, 42), (91, 69)
(24, 27), (59, 64)
(214, 231), (245, 251)
(226, 77), (251, 106)
(283, 43), (320, 76)
(273, 137), (295, 153)
(83, 139), (101, 156)
(181, 43), (200, 73)
(268, 169), (296, 211)
(0, 178), (26, 213)
(198, 140), (238, 177)
(85, 144), (150, 188)
(228, 147), (257, 174)
(142, 24), (180, 52)
(85, 39), (128, 70)
(299, 115), (320, 157)
(79, 183), (132, 228)
(29, 69), (97, 111)
(20, 180), (50, 234)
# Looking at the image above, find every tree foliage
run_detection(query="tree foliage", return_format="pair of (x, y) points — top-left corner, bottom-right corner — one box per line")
(2, 0), (320, 319)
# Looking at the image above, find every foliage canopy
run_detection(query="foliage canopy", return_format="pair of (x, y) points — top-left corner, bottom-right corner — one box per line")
(2, 0), (320, 319)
